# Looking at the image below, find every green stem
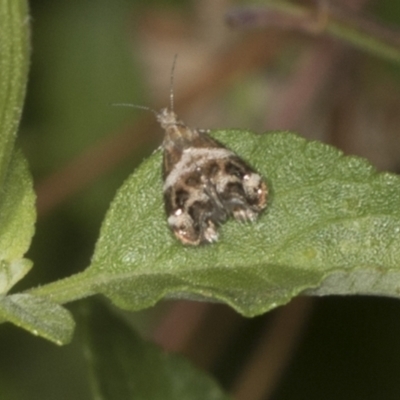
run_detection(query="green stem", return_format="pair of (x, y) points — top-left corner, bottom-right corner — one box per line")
(322, 2), (400, 64)
(25, 271), (97, 304)
(228, 1), (400, 65)
(0, 272), (96, 325)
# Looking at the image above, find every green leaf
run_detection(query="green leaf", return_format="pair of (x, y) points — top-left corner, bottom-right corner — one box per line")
(82, 301), (231, 400)
(0, 0), (35, 293)
(0, 293), (75, 345)
(30, 131), (400, 316)
(0, 0), (70, 344)
(0, 0), (29, 187)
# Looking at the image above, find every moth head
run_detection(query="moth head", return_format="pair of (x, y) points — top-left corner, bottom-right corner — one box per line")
(156, 108), (179, 130)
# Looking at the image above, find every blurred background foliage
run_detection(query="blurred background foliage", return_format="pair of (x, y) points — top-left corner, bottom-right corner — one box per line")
(2, 0), (400, 399)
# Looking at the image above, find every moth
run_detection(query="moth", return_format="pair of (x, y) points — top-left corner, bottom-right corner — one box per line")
(117, 57), (267, 245)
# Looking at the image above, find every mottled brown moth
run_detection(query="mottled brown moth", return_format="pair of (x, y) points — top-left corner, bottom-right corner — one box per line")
(117, 57), (267, 245)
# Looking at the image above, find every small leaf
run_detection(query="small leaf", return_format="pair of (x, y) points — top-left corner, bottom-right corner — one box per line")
(33, 131), (400, 316)
(0, 150), (36, 272)
(0, 258), (32, 295)
(0, 293), (75, 345)
(0, 149), (35, 305)
(82, 301), (231, 400)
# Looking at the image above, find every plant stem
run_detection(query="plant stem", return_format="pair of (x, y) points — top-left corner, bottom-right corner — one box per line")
(226, 1), (400, 65)
(0, 272), (96, 325)
(25, 271), (96, 304)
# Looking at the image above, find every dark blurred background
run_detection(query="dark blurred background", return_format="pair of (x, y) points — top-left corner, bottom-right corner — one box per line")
(1, 0), (400, 399)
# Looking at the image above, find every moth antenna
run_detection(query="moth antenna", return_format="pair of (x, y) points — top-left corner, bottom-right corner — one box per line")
(169, 54), (178, 112)
(111, 103), (158, 117)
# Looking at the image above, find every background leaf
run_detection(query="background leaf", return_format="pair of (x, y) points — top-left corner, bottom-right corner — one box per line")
(82, 301), (231, 400)
(0, 0), (35, 293)
(0, 0), (75, 344)
(35, 131), (400, 315)
(0, 0), (29, 187)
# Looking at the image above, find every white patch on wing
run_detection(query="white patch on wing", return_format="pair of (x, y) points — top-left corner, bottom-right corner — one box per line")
(163, 147), (233, 190)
